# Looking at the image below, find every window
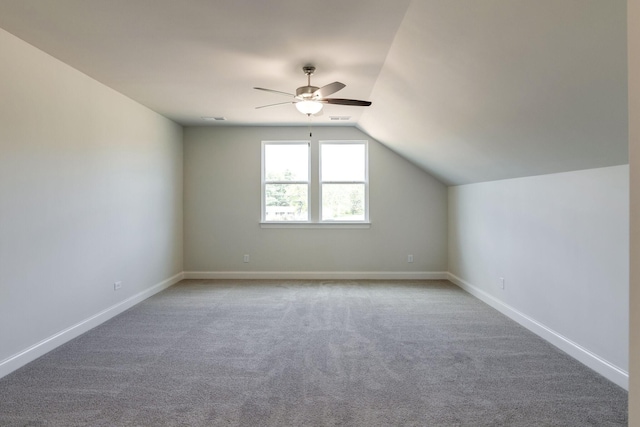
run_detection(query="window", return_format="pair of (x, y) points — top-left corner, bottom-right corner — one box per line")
(262, 141), (310, 222)
(261, 140), (369, 225)
(320, 141), (368, 221)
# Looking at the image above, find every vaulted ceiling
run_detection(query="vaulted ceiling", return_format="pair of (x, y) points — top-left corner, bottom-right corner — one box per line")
(0, 0), (628, 185)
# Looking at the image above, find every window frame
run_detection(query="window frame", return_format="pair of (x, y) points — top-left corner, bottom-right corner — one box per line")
(261, 140), (311, 223)
(319, 140), (369, 223)
(260, 139), (371, 228)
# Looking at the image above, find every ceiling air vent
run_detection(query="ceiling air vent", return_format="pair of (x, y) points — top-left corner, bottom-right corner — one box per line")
(201, 116), (226, 121)
(329, 116), (351, 121)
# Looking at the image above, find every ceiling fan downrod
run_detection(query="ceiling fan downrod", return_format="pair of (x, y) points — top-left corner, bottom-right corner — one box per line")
(297, 66), (319, 99)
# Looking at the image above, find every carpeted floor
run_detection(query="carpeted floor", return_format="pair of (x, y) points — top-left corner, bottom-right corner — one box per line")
(0, 279), (628, 426)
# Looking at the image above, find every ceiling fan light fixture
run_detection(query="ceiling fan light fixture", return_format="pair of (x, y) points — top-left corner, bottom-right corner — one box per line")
(295, 100), (323, 115)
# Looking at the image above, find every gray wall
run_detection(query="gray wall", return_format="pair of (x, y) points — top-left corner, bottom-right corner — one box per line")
(0, 28), (184, 373)
(448, 165), (629, 387)
(184, 126), (448, 276)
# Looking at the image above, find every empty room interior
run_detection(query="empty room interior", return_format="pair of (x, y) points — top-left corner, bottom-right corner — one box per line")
(1, 0), (639, 425)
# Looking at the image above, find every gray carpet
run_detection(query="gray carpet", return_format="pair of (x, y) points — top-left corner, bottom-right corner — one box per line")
(0, 280), (628, 426)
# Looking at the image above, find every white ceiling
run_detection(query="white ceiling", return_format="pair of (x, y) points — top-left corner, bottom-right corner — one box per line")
(0, 0), (628, 185)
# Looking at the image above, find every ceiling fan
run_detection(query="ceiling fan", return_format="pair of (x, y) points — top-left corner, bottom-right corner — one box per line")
(254, 66), (372, 116)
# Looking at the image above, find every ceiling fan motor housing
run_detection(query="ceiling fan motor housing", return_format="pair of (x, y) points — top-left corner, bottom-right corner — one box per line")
(296, 85), (320, 99)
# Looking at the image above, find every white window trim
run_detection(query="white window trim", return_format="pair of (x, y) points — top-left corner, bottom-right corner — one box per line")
(260, 222), (371, 229)
(319, 140), (369, 223)
(261, 140), (311, 223)
(260, 139), (370, 228)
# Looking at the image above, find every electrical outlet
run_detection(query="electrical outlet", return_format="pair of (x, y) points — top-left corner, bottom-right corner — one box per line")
(407, 254), (414, 263)
(114, 281), (122, 291)
(500, 277), (505, 290)
(243, 254), (250, 263)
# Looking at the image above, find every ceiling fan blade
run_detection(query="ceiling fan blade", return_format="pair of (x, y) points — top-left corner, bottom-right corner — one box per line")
(322, 98), (372, 106)
(255, 101), (295, 109)
(254, 87), (296, 97)
(313, 82), (345, 98)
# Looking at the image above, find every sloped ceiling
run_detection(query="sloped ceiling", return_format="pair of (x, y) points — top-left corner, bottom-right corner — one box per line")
(0, 0), (628, 185)
(359, 0), (628, 184)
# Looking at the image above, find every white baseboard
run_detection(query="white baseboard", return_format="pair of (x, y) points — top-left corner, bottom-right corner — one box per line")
(447, 273), (629, 390)
(183, 271), (448, 280)
(0, 272), (184, 380)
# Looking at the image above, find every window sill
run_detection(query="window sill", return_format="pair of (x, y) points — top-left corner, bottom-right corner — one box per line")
(260, 222), (371, 229)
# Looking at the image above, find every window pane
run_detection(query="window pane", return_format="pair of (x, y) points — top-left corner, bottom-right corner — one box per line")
(265, 183), (308, 221)
(322, 183), (365, 221)
(265, 144), (308, 181)
(321, 144), (365, 181)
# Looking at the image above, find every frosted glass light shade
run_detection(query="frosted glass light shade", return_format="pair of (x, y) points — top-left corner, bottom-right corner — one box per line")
(295, 100), (323, 115)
